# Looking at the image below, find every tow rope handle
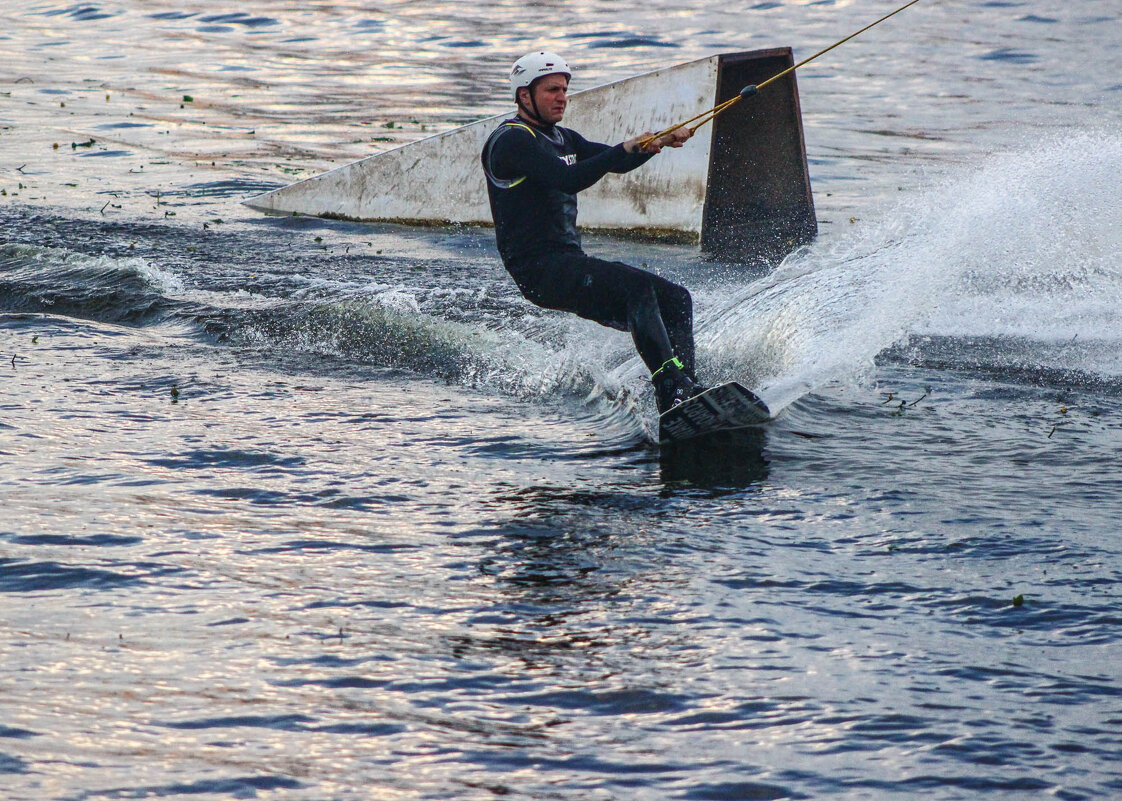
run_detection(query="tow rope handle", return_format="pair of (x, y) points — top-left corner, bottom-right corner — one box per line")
(638, 0), (922, 151)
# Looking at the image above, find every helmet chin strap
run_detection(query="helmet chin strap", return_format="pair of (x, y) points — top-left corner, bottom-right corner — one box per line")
(517, 85), (548, 126)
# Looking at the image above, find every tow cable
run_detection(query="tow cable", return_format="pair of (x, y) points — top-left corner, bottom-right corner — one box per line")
(639, 0), (924, 150)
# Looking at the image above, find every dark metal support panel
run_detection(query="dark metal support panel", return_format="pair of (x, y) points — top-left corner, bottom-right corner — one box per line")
(701, 48), (817, 265)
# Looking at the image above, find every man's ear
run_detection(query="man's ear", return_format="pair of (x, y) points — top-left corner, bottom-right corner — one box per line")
(516, 86), (530, 106)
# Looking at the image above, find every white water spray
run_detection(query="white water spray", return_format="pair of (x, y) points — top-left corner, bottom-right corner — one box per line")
(698, 131), (1122, 412)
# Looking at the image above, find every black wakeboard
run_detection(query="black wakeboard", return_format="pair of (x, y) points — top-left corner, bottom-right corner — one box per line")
(658, 381), (772, 444)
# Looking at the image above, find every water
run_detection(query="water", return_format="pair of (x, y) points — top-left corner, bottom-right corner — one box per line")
(3, 1), (1122, 799)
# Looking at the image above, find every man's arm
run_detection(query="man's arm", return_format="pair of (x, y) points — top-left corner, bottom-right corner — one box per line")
(490, 127), (636, 194)
(569, 129), (654, 174)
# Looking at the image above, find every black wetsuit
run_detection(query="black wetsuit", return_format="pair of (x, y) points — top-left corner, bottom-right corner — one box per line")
(481, 117), (696, 377)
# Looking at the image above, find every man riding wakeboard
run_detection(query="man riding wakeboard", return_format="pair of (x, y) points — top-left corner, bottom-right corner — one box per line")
(481, 51), (704, 413)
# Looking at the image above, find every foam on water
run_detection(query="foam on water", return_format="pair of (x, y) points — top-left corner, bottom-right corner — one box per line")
(697, 131), (1122, 412)
(0, 242), (184, 323)
(0, 231), (654, 438)
(0, 242), (183, 296)
(229, 297), (651, 439)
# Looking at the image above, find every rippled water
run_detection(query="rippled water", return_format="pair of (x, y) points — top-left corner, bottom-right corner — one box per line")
(3, 1), (1122, 799)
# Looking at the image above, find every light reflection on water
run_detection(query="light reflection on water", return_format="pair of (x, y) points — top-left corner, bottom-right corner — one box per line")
(4, 310), (1121, 798)
(3, 0), (1122, 799)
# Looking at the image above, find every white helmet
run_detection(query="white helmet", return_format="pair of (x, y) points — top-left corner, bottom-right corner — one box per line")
(509, 51), (572, 99)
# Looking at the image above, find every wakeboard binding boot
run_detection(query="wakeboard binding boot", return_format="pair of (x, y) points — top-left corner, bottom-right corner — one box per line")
(653, 357), (703, 415)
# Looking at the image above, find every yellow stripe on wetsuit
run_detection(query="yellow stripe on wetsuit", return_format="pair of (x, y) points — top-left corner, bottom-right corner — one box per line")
(498, 122), (536, 189)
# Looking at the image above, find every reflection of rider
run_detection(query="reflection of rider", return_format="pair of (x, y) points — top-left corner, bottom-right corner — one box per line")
(481, 51), (704, 413)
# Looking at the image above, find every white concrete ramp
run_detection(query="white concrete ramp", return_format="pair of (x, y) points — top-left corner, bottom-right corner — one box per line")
(245, 49), (816, 263)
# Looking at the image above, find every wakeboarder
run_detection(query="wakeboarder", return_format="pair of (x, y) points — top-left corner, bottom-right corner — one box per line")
(481, 51), (704, 413)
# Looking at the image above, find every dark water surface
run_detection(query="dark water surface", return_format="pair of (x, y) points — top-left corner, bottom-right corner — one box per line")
(3, 1), (1122, 799)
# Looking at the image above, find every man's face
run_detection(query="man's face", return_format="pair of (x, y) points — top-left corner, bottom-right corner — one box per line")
(524, 74), (569, 124)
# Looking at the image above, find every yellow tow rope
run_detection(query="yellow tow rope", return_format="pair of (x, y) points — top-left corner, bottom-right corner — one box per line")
(638, 0), (923, 150)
